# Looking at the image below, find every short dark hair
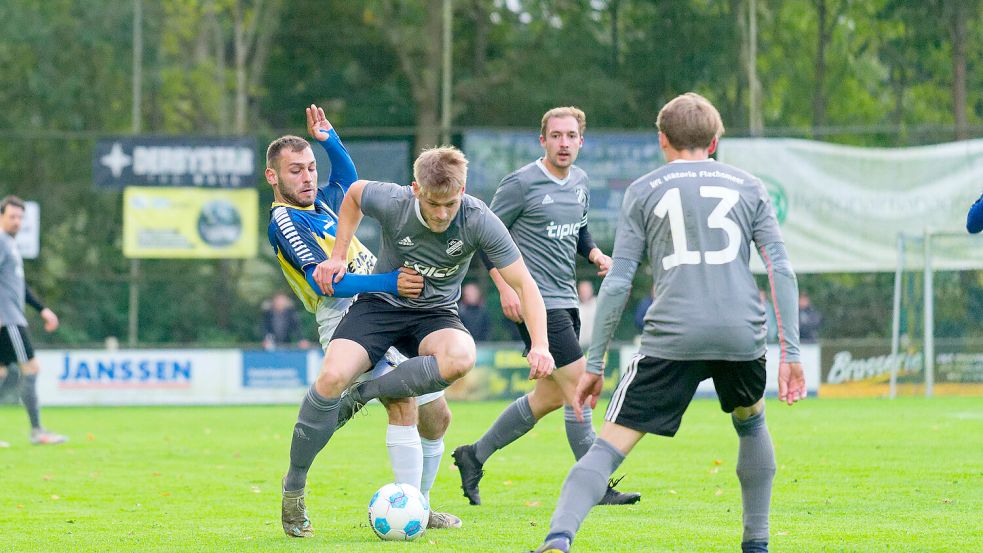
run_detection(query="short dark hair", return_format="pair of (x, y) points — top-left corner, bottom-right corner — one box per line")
(0, 195), (25, 214)
(266, 135), (311, 170)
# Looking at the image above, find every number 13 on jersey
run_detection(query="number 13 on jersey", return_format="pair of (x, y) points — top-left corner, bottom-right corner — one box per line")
(654, 186), (742, 270)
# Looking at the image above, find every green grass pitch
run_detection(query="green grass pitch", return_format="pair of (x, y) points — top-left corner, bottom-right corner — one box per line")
(1, 397), (981, 552)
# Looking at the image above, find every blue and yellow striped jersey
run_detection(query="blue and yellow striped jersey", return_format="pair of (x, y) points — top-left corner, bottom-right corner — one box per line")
(268, 188), (377, 313)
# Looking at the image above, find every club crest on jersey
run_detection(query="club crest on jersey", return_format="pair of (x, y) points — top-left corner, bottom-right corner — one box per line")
(446, 238), (465, 256)
(576, 188), (587, 205)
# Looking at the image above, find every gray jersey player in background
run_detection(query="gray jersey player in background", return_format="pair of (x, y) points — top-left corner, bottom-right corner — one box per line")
(531, 93), (807, 553)
(0, 196), (66, 447)
(452, 107), (639, 507)
(279, 146), (555, 533)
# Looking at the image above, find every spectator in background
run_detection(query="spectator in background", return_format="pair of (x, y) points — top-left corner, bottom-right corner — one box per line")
(968, 193), (982, 234)
(262, 291), (310, 350)
(759, 289), (779, 343)
(458, 282), (491, 342)
(577, 280), (597, 349)
(798, 292), (822, 343)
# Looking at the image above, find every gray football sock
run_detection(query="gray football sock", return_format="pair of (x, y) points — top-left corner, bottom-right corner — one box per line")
(19, 373), (40, 429)
(355, 355), (448, 402)
(733, 410), (776, 543)
(473, 394), (536, 464)
(564, 404), (596, 460)
(284, 386), (340, 492)
(548, 437), (625, 541)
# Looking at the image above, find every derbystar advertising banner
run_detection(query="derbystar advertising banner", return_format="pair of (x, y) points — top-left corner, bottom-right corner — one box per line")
(718, 138), (983, 272)
(123, 187), (258, 258)
(93, 136), (256, 189)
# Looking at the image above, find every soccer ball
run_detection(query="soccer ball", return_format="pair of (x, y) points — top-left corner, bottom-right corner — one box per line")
(368, 482), (430, 541)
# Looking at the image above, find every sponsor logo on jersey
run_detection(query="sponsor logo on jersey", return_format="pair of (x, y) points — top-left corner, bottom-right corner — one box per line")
(398, 236), (414, 246)
(403, 260), (461, 278)
(446, 238), (464, 256)
(546, 220), (582, 239)
(542, 194), (554, 205)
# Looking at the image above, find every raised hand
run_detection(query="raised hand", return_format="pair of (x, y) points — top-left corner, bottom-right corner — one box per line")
(306, 104), (333, 142)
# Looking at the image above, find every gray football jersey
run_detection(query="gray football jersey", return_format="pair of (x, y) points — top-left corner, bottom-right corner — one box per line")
(0, 233), (27, 327)
(615, 160), (783, 361)
(490, 160), (590, 309)
(361, 181), (520, 309)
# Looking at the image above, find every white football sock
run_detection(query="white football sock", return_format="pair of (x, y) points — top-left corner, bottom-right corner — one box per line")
(420, 437), (445, 500)
(387, 424), (423, 488)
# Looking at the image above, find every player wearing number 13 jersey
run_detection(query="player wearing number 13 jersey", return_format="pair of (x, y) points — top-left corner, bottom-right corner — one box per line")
(531, 93), (807, 553)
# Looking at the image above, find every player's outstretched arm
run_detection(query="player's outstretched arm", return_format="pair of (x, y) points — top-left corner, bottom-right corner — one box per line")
(304, 266), (423, 299)
(758, 241), (806, 405)
(498, 257), (554, 380)
(306, 104), (358, 191)
(315, 180), (368, 295)
(968, 193), (983, 234)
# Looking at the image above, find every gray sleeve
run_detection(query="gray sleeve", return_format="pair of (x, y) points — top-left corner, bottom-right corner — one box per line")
(751, 180), (783, 247)
(610, 185), (647, 263)
(360, 181), (401, 221)
(585, 257), (639, 375)
(488, 174), (525, 228)
(758, 241), (801, 363)
(475, 209), (521, 269)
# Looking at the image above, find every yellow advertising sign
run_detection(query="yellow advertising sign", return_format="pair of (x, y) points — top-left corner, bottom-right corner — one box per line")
(123, 187), (258, 259)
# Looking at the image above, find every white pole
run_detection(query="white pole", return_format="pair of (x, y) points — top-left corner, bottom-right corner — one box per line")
(128, 0), (143, 347)
(440, 0), (452, 145)
(923, 229), (934, 397)
(889, 233), (904, 399)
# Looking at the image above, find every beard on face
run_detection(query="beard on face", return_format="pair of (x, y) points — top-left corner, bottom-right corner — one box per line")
(276, 177), (316, 208)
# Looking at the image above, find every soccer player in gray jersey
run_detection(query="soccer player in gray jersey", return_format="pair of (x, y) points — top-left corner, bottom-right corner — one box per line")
(0, 196), (66, 447)
(281, 145), (554, 532)
(531, 94), (807, 553)
(452, 107), (639, 507)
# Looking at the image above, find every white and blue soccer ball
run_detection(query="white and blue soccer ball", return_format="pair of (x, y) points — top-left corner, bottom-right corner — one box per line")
(368, 482), (429, 541)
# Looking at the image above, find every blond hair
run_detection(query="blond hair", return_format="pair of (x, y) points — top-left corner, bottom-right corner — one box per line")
(540, 106), (587, 137)
(413, 146), (468, 197)
(656, 93), (725, 151)
(266, 135), (310, 170)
